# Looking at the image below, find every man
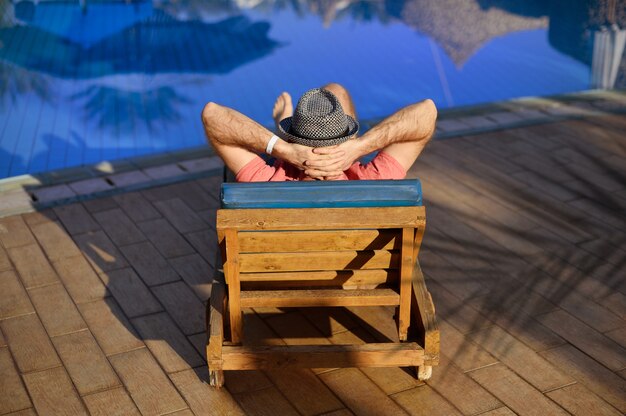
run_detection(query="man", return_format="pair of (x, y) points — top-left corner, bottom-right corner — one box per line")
(202, 83), (437, 181)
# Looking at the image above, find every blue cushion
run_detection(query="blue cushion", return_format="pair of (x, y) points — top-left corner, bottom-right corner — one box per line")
(220, 179), (423, 209)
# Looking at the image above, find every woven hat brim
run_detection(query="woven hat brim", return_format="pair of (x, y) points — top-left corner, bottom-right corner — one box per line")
(278, 116), (360, 147)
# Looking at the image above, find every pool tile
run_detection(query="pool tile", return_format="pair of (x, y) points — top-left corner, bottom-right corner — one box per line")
(107, 170), (151, 188)
(178, 157), (223, 173)
(31, 184), (76, 204)
(143, 164), (186, 180)
(69, 178), (114, 195)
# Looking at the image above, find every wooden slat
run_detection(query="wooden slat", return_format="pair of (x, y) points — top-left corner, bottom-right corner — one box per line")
(241, 269), (397, 290)
(240, 289), (400, 308)
(239, 229), (400, 253)
(221, 343), (424, 370)
(241, 269), (396, 282)
(239, 250), (398, 273)
(217, 206), (425, 231)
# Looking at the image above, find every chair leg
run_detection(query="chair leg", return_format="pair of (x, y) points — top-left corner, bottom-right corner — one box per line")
(411, 261), (440, 367)
(209, 369), (225, 387)
(207, 283), (226, 388)
(398, 228), (414, 341)
(224, 229), (243, 344)
(416, 365), (432, 381)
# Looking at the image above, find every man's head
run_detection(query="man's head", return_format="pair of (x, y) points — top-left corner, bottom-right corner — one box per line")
(277, 88), (359, 148)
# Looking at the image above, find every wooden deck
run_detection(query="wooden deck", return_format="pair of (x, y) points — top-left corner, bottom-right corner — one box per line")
(0, 114), (625, 416)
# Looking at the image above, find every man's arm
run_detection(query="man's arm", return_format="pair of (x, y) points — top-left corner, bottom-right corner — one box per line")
(303, 99), (437, 176)
(201, 102), (346, 177)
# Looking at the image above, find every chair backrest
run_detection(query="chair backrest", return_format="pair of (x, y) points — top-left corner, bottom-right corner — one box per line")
(216, 180), (425, 291)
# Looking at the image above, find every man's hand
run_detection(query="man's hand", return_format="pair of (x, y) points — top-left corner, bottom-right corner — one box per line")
(282, 142), (314, 171)
(274, 141), (345, 179)
(304, 140), (365, 177)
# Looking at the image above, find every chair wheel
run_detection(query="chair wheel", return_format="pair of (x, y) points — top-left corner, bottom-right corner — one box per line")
(417, 365), (432, 381)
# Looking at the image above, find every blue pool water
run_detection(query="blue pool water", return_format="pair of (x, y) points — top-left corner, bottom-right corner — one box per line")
(0, 1), (612, 178)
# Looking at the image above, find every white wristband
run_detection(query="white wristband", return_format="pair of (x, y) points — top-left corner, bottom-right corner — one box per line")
(265, 134), (279, 155)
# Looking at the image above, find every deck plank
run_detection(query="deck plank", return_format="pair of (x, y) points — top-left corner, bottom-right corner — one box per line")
(109, 348), (187, 416)
(392, 385), (461, 416)
(319, 368), (409, 416)
(77, 298), (144, 356)
(545, 383), (623, 416)
(540, 344), (626, 413)
(0, 216), (36, 248)
(137, 218), (196, 258)
(0, 245), (10, 271)
(0, 347), (31, 414)
(151, 280), (206, 334)
(0, 270), (34, 319)
(234, 386), (301, 416)
(29, 220), (81, 261)
(0, 314), (60, 373)
(23, 367), (88, 416)
(425, 354), (502, 415)
(52, 330), (121, 395)
(153, 198), (208, 233)
(131, 312), (205, 373)
(170, 368), (244, 415)
(82, 387), (141, 416)
(466, 325), (573, 392)
(52, 255), (108, 304)
(53, 203), (100, 235)
(93, 208), (146, 246)
(536, 309), (626, 371)
(113, 192), (161, 223)
(99, 268), (162, 318)
(28, 283), (86, 337)
(468, 364), (569, 415)
(119, 241), (180, 286)
(168, 253), (214, 300)
(73, 230), (129, 273)
(8, 244), (59, 289)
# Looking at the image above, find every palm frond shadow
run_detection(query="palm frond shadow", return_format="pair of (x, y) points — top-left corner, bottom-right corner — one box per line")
(415, 114), (625, 366)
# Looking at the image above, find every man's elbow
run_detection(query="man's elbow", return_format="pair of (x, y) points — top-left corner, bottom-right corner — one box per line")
(201, 101), (221, 126)
(419, 99), (437, 140)
(421, 99), (437, 122)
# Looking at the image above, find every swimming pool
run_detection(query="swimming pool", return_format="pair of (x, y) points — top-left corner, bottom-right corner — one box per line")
(0, 0), (618, 178)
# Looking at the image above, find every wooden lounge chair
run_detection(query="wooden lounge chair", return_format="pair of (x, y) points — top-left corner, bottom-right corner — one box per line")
(207, 179), (439, 387)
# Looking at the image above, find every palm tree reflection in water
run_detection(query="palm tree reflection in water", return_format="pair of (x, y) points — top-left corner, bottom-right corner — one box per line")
(71, 85), (192, 133)
(0, 61), (52, 110)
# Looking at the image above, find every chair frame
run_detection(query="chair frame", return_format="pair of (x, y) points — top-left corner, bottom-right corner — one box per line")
(207, 205), (439, 387)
